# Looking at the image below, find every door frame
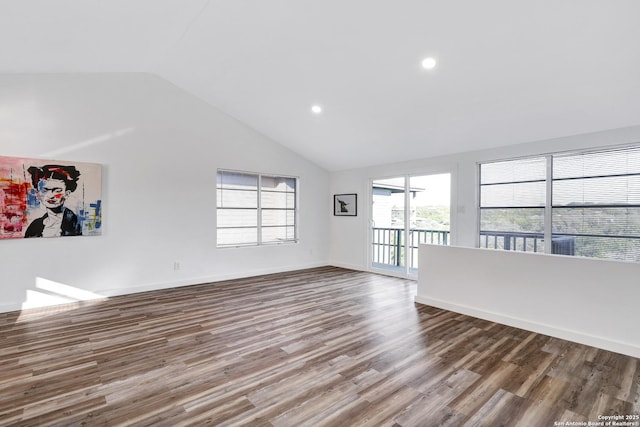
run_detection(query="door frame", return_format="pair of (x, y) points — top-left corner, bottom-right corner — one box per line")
(368, 170), (455, 278)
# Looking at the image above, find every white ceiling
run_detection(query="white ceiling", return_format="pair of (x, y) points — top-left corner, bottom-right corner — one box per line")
(2, 0), (640, 171)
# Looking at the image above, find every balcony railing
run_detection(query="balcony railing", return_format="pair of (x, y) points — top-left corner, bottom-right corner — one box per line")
(479, 231), (544, 253)
(372, 228), (576, 272)
(372, 227), (450, 269)
(479, 231), (575, 255)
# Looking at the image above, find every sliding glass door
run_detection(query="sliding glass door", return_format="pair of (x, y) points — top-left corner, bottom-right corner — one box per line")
(371, 173), (451, 276)
(371, 177), (406, 272)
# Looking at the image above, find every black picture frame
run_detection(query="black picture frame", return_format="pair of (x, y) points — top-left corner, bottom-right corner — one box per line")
(334, 193), (357, 216)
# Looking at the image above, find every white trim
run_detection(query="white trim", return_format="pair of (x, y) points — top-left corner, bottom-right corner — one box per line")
(417, 244), (640, 359)
(477, 144), (640, 259)
(100, 261), (327, 296)
(368, 170), (454, 278)
(415, 295), (640, 359)
(544, 154), (553, 254)
(475, 141), (640, 166)
(329, 261), (367, 272)
(216, 169), (298, 247)
(0, 261), (329, 315)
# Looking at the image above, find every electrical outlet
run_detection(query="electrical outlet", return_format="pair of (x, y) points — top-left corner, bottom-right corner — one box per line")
(173, 261), (181, 271)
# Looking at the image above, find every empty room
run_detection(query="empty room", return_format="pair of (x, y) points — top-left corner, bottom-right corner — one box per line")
(1, 1), (639, 426)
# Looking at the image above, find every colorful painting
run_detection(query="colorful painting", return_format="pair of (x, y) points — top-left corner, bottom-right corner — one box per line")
(0, 156), (102, 239)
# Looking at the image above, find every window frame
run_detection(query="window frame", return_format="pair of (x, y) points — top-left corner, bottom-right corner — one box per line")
(216, 169), (299, 248)
(478, 143), (640, 261)
(478, 155), (548, 253)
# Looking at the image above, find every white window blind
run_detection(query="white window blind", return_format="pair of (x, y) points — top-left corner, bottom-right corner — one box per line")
(261, 176), (297, 244)
(479, 157), (547, 252)
(217, 171), (259, 246)
(479, 145), (640, 262)
(552, 147), (640, 261)
(216, 170), (297, 247)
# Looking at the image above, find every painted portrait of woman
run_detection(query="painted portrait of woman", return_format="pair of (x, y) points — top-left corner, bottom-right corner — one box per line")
(24, 164), (83, 238)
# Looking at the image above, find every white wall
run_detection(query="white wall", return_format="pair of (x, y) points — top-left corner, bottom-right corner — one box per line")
(328, 125), (640, 355)
(330, 158), (459, 271)
(329, 125), (640, 270)
(0, 73), (330, 313)
(416, 244), (640, 358)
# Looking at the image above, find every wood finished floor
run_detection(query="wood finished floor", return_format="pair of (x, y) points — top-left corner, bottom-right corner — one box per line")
(0, 266), (638, 427)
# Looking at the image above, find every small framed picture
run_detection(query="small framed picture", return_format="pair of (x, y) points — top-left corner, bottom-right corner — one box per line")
(334, 193), (357, 216)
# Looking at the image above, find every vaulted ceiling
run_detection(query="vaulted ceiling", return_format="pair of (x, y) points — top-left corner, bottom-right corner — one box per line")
(2, 1), (640, 171)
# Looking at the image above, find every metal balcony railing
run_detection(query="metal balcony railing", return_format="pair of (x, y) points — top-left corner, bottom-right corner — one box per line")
(372, 227), (450, 269)
(372, 228), (577, 271)
(479, 231), (545, 253)
(479, 231), (576, 256)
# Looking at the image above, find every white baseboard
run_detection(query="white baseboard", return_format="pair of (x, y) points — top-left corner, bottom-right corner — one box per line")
(327, 261), (367, 272)
(0, 302), (26, 314)
(415, 295), (640, 359)
(1, 261), (330, 315)
(327, 262), (414, 280)
(99, 261), (330, 298)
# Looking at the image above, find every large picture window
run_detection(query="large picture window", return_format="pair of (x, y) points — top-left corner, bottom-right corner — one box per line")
(479, 157), (547, 253)
(479, 145), (640, 262)
(217, 170), (297, 247)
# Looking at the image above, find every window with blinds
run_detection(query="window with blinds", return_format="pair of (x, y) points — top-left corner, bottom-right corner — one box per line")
(217, 170), (297, 247)
(479, 145), (640, 262)
(261, 176), (297, 244)
(552, 147), (640, 261)
(479, 157), (547, 252)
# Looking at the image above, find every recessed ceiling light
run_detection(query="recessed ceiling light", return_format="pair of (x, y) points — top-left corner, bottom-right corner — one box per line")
(421, 57), (437, 70)
(311, 105), (323, 114)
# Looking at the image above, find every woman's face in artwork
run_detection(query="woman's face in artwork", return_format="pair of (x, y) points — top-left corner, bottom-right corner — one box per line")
(38, 178), (70, 210)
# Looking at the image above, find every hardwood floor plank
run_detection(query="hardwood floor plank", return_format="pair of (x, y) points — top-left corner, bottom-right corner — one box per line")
(179, 395), (256, 426)
(462, 388), (526, 427)
(395, 368), (480, 425)
(448, 361), (518, 416)
(614, 358), (640, 402)
(0, 409), (23, 426)
(512, 352), (557, 397)
(512, 401), (566, 427)
(0, 266), (638, 426)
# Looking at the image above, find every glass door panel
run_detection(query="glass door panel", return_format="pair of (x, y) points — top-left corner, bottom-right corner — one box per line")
(371, 173), (451, 277)
(371, 177), (406, 273)
(408, 174), (451, 274)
